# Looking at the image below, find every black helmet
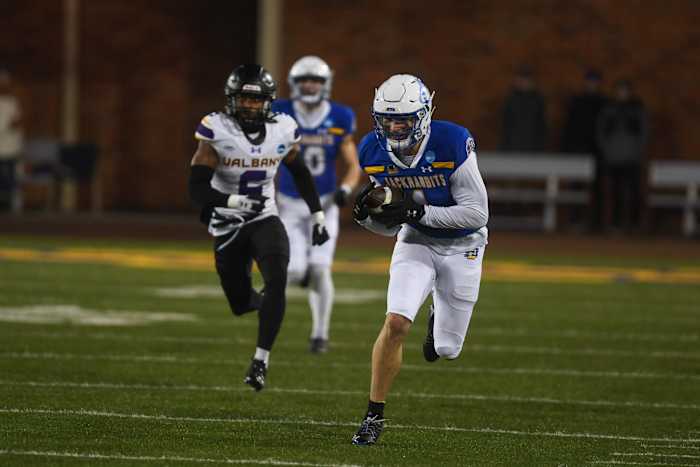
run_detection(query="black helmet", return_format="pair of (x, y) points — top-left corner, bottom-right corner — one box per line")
(224, 64), (276, 132)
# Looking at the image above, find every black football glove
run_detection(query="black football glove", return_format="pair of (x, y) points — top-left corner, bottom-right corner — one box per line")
(312, 223), (330, 245)
(351, 181), (376, 223)
(333, 185), (352, 207)
(371, 193), (425, 229)
(311, 211), (330, 246)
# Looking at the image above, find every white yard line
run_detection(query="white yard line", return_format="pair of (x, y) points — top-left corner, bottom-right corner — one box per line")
(8, 331), (700, 360)
(591, 461), (699, 466)
(612, 452), (700, 459)
(11, 327), (700, 344)
(1, 408), (699, 444)
(0, 449), (360, 467)
(2, 351), (699, 382)
(642, 445), (700, 450)
(1, 379), (698, 411)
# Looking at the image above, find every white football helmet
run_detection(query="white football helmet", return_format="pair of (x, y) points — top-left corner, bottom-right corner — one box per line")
(372, 74), (434, 154)
(288, 55), (332, 104)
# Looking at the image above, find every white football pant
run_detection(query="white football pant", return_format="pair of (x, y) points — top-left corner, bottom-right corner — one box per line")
(277, 193), (339, 340)
(387, 240), (485, 359)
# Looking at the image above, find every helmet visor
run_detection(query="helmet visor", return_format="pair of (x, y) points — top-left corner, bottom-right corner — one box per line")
(374, 113), (418, 142)
(234, 93), (268, 124)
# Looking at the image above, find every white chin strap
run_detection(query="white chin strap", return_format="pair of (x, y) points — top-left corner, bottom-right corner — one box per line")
(298, 93), (322, 104)
(388, 137), (416, 154)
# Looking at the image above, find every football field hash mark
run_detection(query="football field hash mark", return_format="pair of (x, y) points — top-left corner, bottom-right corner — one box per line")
(1, 407), (698, 444)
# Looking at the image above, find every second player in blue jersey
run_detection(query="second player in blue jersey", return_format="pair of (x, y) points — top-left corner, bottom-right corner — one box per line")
(272, 56), (361, 354)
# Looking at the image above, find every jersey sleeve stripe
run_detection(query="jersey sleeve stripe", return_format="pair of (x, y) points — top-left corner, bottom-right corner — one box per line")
(431, 161), (454, 169)
(195, 123), (215, 140)
(328, 127), (345, 136)
(364, 166), (385, 174)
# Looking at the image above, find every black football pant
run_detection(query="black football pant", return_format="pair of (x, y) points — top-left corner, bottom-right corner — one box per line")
(214, 216), (290, 351)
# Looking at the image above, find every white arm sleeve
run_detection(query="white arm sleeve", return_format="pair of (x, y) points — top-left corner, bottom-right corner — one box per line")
(419, 152), (489, 229)
(356, 216), (401, 237)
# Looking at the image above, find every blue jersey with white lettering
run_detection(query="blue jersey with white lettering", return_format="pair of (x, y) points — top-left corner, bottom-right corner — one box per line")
(358, 120), (477, 238)
(272, 99), (356, 197)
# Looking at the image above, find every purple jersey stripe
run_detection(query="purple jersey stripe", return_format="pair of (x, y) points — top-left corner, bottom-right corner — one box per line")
(196, 123), (214, 140)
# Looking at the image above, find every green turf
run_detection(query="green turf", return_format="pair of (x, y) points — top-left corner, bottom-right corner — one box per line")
(0, 236), (699, 466)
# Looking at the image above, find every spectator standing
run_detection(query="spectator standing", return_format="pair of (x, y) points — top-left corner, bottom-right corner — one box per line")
(596, 80), (648, 232)
(500, 65), (547, 152)
(562, 70), (608, 231)
(0, 69), (23, 211)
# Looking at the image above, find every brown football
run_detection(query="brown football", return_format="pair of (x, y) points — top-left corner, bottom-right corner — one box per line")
(365, 186), (404, 213)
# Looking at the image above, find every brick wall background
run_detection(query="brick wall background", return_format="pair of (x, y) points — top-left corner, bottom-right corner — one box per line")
(281, 0), (700, 161)
(2, 0), (699, 210)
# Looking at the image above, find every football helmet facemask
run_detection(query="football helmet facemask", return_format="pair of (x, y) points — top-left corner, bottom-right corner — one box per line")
(288, 55), (332, 105)
(372, 74), (434, 154)
(225, 64), (277, 133)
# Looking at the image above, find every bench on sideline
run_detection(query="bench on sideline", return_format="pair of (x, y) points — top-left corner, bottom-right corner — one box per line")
(648, 161), (700, 236)
(478, 152), (700, 236)
(478, 152), (594, 232)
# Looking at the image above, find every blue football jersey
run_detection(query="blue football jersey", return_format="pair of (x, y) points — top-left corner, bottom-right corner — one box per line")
(358, 120), (478, 238)
(272, 99), (356, 197)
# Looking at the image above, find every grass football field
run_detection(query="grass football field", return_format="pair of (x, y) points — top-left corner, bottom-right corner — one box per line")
(0, 234), (699, 466)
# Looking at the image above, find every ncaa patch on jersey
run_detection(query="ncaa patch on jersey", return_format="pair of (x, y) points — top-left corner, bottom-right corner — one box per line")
(464, 248), (479, 260)
(276, 144), (286, 154)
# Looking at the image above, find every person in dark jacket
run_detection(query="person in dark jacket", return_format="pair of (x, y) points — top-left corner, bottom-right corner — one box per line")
(500, 65), (547, 152)
(562, 70), (608, 231)
(596, 80), (648, 232)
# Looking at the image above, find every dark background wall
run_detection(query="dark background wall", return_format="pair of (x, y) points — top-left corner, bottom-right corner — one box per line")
(281, 0), (700, 161)
(2, 0), (257, 210)
(2, 0), (699, 211)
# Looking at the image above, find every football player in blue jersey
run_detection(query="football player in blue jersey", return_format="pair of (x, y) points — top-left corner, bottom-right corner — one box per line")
(349, 74), (489, 445)
(272, 56), (361, 354)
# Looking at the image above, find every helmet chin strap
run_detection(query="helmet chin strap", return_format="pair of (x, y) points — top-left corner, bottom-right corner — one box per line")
(298, 93), (322, 105)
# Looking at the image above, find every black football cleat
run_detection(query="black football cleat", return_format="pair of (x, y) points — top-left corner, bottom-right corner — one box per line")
(309, 337), (328, 354)
(351, 414), (385, 446)
(423, 306), (440, 362)
(243, 359), (267, 391)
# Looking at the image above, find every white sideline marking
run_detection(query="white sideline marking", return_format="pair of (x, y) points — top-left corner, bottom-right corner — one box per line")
(3, 351), (700, 382)
(12, 324), (700, 344)
(612, 452), (700, 459)
(642, 445), (700, 450)
(8, 330), (700, 361)
(0, 305), (196, 326)
(0, 449), (359, 466)
(153, 285), (385, 304)
(591, 461), (699, 466)
(1, 379), (699, 412)
(476, 327), (699, 343)
(2, 408), (699, 444)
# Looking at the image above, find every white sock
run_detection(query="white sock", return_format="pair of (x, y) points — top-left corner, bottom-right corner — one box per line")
(308, 265), (334, 340)
(254, 347), (269, 366)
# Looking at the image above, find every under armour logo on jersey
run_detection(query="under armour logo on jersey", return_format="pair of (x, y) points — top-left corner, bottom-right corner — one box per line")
(251, 146), (262, 154)
(421, 165), (433, 173)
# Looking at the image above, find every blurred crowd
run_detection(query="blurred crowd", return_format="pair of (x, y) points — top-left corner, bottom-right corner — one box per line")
(500, 66), (648, 233)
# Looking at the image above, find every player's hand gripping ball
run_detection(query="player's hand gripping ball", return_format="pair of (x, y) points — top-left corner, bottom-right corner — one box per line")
(364, 186), (404, 214)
